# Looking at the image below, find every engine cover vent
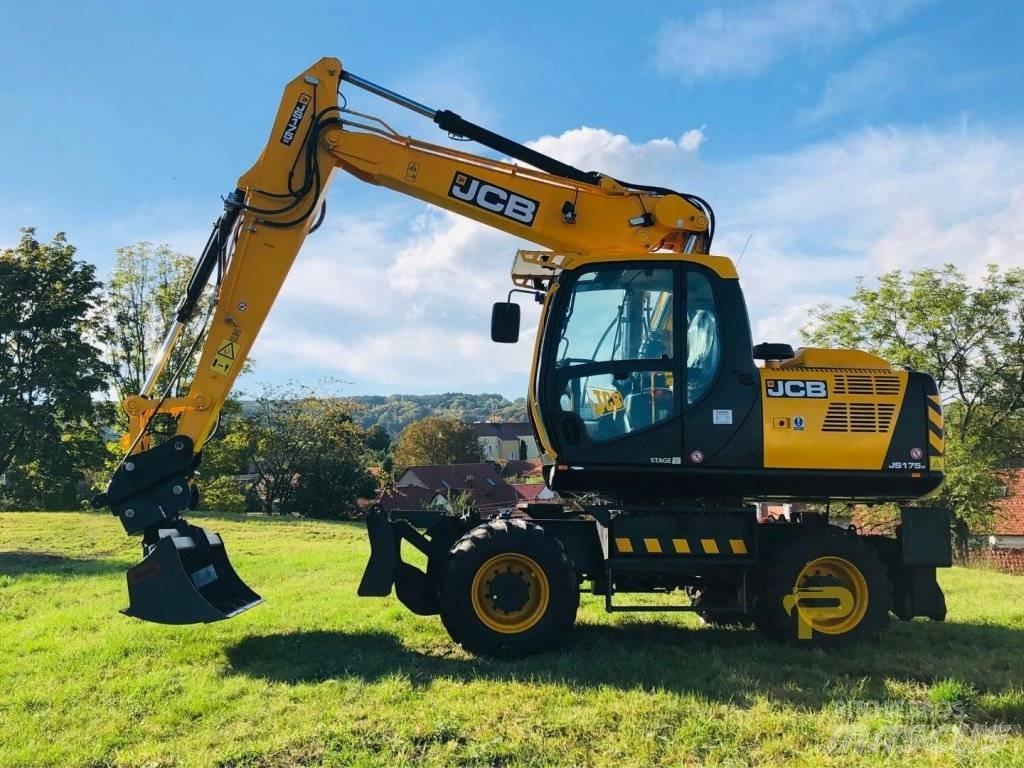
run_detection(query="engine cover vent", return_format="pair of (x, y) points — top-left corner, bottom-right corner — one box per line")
(822, 402), (897, 432)
(833, 374), (901, 396)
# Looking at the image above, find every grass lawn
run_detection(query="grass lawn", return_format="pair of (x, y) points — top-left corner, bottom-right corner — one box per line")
(1, 510), (1023, 767)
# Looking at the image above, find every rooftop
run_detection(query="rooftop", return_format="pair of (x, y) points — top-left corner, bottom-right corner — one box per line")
(398, 462), (519, 511)
(470, 421), (534, 440)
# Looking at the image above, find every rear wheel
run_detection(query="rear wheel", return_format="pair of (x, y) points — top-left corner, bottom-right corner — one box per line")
(754, 534), (891, 646)
(440, 519), (578, 657)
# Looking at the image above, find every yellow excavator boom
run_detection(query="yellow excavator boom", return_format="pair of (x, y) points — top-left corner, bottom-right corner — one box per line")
(120, 56), (715, 457)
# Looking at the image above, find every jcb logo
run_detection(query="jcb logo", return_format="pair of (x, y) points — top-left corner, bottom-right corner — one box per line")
(782, 585), (854, 639)
(766, 379), (828, 398)
(449, 172), (538, 226)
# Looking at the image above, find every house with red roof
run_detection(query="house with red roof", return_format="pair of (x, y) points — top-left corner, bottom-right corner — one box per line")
(394, 462), (520, 514)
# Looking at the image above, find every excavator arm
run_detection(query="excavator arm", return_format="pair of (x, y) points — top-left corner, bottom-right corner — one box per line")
(97, 56), (714, 624)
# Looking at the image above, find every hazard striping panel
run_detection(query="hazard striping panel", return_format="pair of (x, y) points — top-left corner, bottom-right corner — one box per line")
(612, 536), (751, 557)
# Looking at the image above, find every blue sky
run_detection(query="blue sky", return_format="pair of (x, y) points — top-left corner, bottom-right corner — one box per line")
(2, 0), (1022, 397)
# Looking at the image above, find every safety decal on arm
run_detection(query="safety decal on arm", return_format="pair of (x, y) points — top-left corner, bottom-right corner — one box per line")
(210, 329), (242, 376)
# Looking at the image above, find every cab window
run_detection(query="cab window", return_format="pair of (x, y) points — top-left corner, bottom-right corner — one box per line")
(554, 267), (676, 442)
(686, 270), (721, 404)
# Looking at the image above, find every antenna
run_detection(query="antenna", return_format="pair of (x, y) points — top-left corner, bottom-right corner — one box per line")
(737, 233), (753, 266)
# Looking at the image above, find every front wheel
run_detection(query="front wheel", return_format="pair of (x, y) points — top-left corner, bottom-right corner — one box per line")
(439, 519), (579, 657)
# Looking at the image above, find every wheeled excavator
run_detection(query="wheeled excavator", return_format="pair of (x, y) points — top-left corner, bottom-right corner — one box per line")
(96, 57), (952, 655)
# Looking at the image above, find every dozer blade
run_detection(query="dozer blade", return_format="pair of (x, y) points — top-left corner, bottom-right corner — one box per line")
(123, 525), (262, 624)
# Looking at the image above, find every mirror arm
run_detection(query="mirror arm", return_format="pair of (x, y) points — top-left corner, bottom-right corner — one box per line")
(507, 288), (544, 305)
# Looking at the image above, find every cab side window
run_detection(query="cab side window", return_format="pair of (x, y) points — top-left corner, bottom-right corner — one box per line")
(686, 270), (721, 405)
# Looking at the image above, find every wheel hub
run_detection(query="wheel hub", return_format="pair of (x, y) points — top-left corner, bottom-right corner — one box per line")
(488, 570), (531, 613)
(470, 552), (551, 634)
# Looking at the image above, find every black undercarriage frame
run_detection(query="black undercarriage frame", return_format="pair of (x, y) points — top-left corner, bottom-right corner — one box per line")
(358, 502), (950, 622)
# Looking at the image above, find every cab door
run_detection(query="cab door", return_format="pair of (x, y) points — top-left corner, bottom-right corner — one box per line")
(541, 263), (683, 466)
(680, 266), (761, 470)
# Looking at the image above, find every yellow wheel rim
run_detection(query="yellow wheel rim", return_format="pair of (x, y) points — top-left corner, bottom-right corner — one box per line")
(794, 556), (869, 635)
(470, 553), (550, 634)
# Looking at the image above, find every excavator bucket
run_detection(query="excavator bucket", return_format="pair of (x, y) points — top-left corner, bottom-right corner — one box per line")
(123, 526), (262, 624)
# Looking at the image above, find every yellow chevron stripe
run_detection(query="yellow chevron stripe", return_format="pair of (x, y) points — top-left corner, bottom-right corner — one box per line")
(929, 430), (944, 452)
(928, 394), (941, 404)
(644, 537), (662, 554)
(615, 537), (633, 554)
(928, 408), (943, 427)
(729, 539), (748, 555)
(701, 538), (719, 555)
(672, 538), (690, 554)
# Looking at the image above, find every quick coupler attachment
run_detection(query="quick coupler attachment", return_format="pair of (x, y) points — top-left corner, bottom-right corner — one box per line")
(124, 523), (263, 624)
(98, 437), (198, 535)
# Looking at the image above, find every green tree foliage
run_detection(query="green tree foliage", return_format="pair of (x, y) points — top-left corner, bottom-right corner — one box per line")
(196, 399), (249, 488)
(198, 475), (248, 515)
(803, 265), (1024, 550)
(97, 242), (207, 426)
(0, 229), (108, 507)
(344, 393), (527, 436)
(234, 384), (376, 519)
(393, 416), (483, 470)
(364, 424), (391, 453)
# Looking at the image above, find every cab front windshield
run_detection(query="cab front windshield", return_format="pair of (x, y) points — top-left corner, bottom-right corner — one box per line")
(555, 268), (675, 441)
(554, 266), (721, 443)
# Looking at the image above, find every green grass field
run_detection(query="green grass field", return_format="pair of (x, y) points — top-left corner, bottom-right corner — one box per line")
(1, 510), (1023, 767)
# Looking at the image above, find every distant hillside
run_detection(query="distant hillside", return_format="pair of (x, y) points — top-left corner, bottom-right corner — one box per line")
(344, 393), (528, 436)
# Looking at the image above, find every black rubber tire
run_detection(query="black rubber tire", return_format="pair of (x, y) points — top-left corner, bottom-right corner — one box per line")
(690, 587), (754, 628)
(754, 533), (892, 647)
(439, 518), (579, 657)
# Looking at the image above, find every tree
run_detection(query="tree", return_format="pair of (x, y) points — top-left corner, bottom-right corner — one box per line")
(364, 423), (391, 453)
(97, 242), (207, 428)
(238, 384), (376, 518)
(0, 229), (108, 507)
(393, 416), (483, 470)
(803, 264), (1024, 552)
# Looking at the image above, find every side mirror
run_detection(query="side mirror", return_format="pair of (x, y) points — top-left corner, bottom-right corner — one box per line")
(491, 302), (521, 343)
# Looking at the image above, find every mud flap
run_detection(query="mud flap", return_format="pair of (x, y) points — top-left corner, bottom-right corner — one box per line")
(123, 525), (262, 624)
(898, 506), (950, 621)
(357, 509), (399, 597)
(897, 566), (947, 621)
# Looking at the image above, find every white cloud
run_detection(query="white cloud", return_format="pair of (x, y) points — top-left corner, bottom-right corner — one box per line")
(680, 127), (707, 152)
(525, 126), (705, 182)
(796, 39), (923, 125)
(716, 124), (1024, 341)
(655, 0), (925, 81)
